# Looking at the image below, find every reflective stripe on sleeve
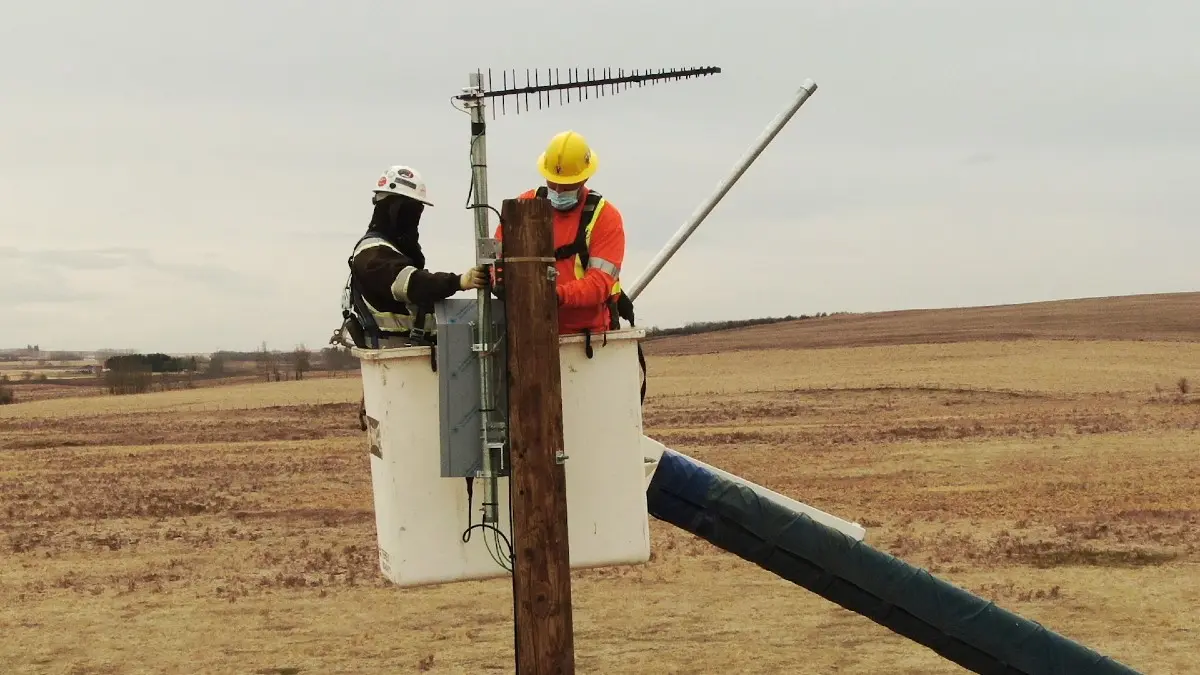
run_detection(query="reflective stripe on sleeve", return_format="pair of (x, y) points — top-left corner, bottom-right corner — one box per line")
(588, 257), (620, 278)
(390, 266), (418, 302)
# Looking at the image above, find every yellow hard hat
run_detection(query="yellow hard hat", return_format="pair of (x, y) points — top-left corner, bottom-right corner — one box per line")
(537, 130), (598, 184)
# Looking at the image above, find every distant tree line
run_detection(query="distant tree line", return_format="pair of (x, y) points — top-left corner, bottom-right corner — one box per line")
(245, 343), (360, 382)
(47, 351), (85, 361)
(643, 312), (842, 339)
(101, 353), (191, 395)
(0, 345), (86, 362)
(95, 343), (360, 396)
(104, 353), (197, 373)
(0, 340), (365, 400)
(0, 313), (846, 403)
(320, 346), (360, 370)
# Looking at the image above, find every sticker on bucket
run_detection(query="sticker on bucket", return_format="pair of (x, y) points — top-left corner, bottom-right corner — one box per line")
(366, 415), (382, 458)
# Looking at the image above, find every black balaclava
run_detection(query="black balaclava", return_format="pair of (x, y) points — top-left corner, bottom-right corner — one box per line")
(369, 194), (425, 269)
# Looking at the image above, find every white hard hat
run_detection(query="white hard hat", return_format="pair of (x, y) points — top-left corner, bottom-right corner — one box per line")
(373, 165), (434, 206)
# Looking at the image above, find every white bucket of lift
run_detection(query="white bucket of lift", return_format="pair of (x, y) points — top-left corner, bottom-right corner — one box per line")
(354, 328), (650, 588)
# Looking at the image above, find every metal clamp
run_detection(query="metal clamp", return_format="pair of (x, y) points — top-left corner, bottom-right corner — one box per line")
(502, 256), (555, 263)
(477, 238), (501, 263)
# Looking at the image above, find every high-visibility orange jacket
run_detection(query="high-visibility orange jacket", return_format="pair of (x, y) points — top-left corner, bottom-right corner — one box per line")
(493, 186), (625, 335)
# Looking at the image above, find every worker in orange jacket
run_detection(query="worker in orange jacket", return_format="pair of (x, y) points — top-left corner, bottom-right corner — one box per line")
(493, 130), (626, 335)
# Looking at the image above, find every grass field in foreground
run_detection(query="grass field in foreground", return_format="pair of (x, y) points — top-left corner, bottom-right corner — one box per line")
(2, 338), (1198, 673)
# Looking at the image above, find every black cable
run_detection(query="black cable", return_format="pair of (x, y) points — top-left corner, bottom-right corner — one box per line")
(492, 527), (508, 572)
(471, 203), (504, 223)
(462, 133), (483, 208)
(463, 133), (505, 224)
(462, 521), (513, 567)
(461, 476), (514, 571)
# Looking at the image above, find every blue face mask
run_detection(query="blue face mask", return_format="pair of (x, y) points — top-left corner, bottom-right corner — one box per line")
(546, 187), (579, 210)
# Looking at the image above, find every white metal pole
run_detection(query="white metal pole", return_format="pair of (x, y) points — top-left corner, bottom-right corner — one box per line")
(625, 79), (818, 302)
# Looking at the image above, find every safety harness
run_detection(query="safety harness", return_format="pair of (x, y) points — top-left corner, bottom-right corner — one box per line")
(340, 231), (438, 371)
(537, 186), (647, 404)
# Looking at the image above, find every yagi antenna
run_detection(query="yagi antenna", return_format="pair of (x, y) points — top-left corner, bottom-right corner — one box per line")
(454, 65), (721, 530)
(454, 66), (723, 118)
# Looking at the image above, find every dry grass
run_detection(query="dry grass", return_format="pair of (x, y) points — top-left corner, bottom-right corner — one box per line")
(647, 290), (1200, 355)
(646, 338), (1200, 397)
(3, 316), (1199, 672)
(2, 369), (354, 406)
(0, 374), (363, 419)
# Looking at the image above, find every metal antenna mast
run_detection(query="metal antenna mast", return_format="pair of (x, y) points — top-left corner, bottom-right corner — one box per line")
(452, 66), (722, 527)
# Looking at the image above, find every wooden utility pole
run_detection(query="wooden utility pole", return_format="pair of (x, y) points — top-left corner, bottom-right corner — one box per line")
(501, 196), (576, 674)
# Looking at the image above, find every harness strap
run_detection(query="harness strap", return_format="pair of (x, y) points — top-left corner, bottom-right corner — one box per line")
(407, 306), (428, 345)
(569, 194), (597, 268)
(621, 304), (647, 405)
(536, 186), (602, 264)
(637, 343), (647, 405)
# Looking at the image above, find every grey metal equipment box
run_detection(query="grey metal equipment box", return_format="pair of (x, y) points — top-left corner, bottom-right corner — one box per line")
(433, 298), (508, 478)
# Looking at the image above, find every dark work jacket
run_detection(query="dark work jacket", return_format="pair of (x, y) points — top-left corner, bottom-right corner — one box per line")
(349, 232), (462, 318)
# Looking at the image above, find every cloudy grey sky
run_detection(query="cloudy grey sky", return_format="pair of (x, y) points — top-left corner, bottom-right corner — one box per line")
(3, 1), (1198, 353)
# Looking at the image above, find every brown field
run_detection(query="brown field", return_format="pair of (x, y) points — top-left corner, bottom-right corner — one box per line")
(3, 293), (1200, 674)
(3, 369), (354, 406)
(646, 290), (1200, 355)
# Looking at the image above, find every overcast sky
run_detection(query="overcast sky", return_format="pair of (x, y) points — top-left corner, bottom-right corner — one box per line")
(3, 1), (1198, 353)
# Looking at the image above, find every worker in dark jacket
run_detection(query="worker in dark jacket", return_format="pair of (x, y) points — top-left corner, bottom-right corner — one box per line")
(340, 165), (485, 349)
